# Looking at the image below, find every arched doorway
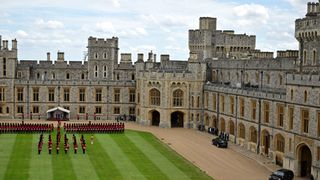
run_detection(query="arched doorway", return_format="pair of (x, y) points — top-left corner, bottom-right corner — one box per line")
(212, 115), (217, 128)
(220, 118), (225, 132)
(151, 111), (160, 126)
(261, 130), (270, 156)
(275, 134), (285, 167)
(171, 111), (184, 128)
(298, 144), (312, 177)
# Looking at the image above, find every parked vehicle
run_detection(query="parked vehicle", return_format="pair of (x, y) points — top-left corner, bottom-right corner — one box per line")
(211, 137), (228, 148)
(269, 169), (294, 180)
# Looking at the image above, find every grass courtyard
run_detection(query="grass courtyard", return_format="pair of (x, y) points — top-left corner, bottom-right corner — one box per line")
(0, 129), (212, 180)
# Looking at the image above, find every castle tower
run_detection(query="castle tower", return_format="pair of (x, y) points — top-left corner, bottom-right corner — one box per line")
(87, 36), (119, 80)
(295, 1), (320, 73)
(0, 37), (18, 79)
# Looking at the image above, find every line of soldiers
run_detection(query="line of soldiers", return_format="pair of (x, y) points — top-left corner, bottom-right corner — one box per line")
(64, 134), (70, 154)
(56, 129), (61, 154)
(64, 122), (125, 133)
(38, 134), (44, 154)
(0, 122), (54, 133)
(73, 134), (78, 154)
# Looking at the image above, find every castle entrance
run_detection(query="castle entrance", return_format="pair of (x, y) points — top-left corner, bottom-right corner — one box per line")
(298, 144), (312, 177)
(151, 111), (160, 126)
(171, 111), (184, 128)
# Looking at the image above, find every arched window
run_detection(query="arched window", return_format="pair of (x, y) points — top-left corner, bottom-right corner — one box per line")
(313, 50), (317, 65)
(103, 52), (107, 59)
(103, 66), (107, 78)
(266, 74), (270, 84)
(173, 89), (183, 107)
(255, 72), (259, 83)
(239, 123), (245, 139)
(249, 126), (257, 143)
(191, 96), (194, 107)
(37, 73), (40, 79)
(245, 73), (249, 83)
(94, 65), (98, 78)
(51, 72), (55, 79)
(303, 50), (307, 65)
(304, 90), (308, 103)
(229, 121), (235, 135)
(66, 72), (70, 80)
(94, 52), (98, 59)
(275, 134), (285, 153)
(81, 73), (85, 80)
(149, 89), (160, 106)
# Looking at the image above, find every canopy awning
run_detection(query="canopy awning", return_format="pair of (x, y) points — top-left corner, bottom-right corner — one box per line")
(47, 107), (70, 114)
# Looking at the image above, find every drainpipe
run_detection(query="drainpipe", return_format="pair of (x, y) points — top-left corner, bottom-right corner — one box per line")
(235, 95), (238, 144)
(257, 98), (261, 154)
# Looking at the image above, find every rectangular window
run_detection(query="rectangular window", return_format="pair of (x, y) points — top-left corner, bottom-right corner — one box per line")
(114, 89), (120, 102)
(212, 93), (217, 111)
(251, 100), (257, 120)
(318, 147), (320, 161)
(48, 88), (55, 102)
(318, 112), (320, 137)
(114, 107), (120, 114)
(277, 104), (284, 127)
(220, 95), (225, 112)
(138, 93), (140, 103)
(64, 88), (70, 102)
(33, 106), (39, 113)
(95, 88), (102, 102)
(263, 102), (269, 123)
(95, 106), (102, 114)
(204, 92), (208, 108)
(3, 58), (6, 77)
(129, 107), (135, 115)
(288, 107), (294, 130)
(17, 106), (24, 113)
(63, 106), (70, 110)
(79, 88), (86, 102)
(33, 88), (39, 101)
(0, 106), (2, 114)
(17, 87), (23, 101)
(230, 96), (235, 115)
(301, 109), (309, 133)
(94, 66), (98, 78)
(129, 89), (135, 103)
(0, 87), (5, 101)
(289, 138), (292, 152)
(79, 106), (86, 114)
(240, 98), (245, 117)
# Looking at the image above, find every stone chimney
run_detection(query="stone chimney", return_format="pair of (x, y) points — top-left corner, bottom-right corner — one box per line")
(137, 53), (144, 62)
(47, 52), (51, 61)
(147, 51), (153, 62)
(12, 39), (17, 50)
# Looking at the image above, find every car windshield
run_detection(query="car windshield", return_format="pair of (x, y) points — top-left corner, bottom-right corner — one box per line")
(274, 171), (284, 176)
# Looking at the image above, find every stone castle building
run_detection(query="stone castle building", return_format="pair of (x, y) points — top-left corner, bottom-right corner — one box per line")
(0, 1), (320, 178)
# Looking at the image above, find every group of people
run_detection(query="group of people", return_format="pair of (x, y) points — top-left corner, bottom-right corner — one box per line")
(0, 122), (54, 133)
(219, 131), (230, 141)
(207, 127), (219, 136)
(64, 122), (125, 133)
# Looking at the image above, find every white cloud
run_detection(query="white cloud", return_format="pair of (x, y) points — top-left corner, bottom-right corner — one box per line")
(35, 19), (64, 29)
(95, 21), (115, 33)
(16, 30), (28, 38)
(233, 4), (269, 25)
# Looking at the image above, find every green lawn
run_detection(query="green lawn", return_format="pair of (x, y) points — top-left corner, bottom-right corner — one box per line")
(0, 130), (212, 180)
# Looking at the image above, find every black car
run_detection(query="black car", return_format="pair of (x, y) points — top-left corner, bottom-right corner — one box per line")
(211, 137), (228, 148)
(269, 169), (294, 180)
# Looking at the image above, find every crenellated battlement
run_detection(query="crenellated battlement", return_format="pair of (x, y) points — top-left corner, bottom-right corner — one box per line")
(0, 35), (17, 52)
(87, 36), (118, 48)
(287, 73), (320, 86)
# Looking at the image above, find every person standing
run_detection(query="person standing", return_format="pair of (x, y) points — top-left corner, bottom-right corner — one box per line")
(90, 135), (94, 145)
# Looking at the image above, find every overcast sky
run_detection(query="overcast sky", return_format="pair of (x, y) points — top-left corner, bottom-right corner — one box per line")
(0, 0), (311, 61)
